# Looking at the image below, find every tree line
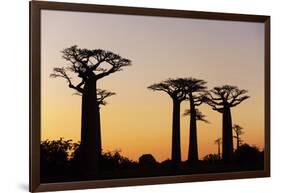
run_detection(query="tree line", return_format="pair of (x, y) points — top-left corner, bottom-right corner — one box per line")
(148, 79), (249, 166)
(51, 45), (249, 174)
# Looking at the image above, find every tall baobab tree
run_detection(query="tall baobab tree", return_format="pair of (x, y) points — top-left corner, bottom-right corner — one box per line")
(183, 78), (207, 163)
(204, 85), (249, 162)
(148, 78), (186, 165)
(214, 138), (222, 160)
(183, 108), (209, 162)
(232, 124), (244, 151)
(50, 45), (131, 173)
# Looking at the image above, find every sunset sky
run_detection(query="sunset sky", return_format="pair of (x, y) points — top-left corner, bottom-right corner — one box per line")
(41, 10), (265, 162)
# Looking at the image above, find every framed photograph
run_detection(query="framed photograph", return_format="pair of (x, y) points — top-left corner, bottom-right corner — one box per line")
(30, 1), (270, 192)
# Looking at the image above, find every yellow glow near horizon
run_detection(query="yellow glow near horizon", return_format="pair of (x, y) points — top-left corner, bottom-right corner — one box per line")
(41, 10), (265, 162)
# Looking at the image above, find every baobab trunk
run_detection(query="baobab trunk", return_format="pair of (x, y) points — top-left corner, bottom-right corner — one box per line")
(79, 79), (100, 175)
(188, 99), (199, 163)
(171, 99), (181, 165)
(222, 106), (234, 162)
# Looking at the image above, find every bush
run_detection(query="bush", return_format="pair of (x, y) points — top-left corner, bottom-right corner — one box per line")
(40, 138), (78, 176)
(235, 144), (263, 164)
(203, 154), (220, 163)
(138, 154), (157, 169)
(100, 150), (138, 170)
(160, 159), (173, 168)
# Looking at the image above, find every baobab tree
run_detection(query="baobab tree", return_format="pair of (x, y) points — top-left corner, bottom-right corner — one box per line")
(50, 45), (131, 174)
(148, 78), (186, 165)
(183, 108), (209, 162)
(214, 138), (222, 160)
(204, 85), (249, 162)
(183, 78), (207, 163)
(232, 124), (244, 151)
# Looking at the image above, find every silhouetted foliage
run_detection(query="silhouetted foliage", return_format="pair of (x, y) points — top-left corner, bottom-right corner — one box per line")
(183, 109), (209, 123)
(72, 147), (138, 173)
(139, 154), (158, 169)
(148, 78), (186, 100)
(204, 85), (249, 162)
(74, 88), (116, 106)
(160, 159), (173, 169)
(235, 144), (263, 165)
(50, 45), (131, 174)
(41, 140), (138, 181)
(101, 150), (138, 170)
(203, 154), (220, 163)
(40, 138), (79, 177)
(40, 139), (264, 183)
(96, 89), (116, 106)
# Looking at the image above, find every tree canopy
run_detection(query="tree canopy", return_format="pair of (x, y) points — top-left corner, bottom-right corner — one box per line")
(147, 78), (187, 101)
(183, 109), (210, 123)
(204, 85), (250, 112)
(50, 45), (132, 93)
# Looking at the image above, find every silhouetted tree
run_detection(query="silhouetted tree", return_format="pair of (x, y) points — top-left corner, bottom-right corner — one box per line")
(148, 78), (186, 165)
(232, 124), (244, 150)
(214, 138), (222, 160)
(182, 78), (207, 163)
(204, 85), (249, 162)
(50, 45), (131, 174)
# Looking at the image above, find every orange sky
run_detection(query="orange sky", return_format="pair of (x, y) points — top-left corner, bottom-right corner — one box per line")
(41, 10), (265, 162)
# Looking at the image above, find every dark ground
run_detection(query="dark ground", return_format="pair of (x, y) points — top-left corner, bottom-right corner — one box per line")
(40, 142), (264, 183)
